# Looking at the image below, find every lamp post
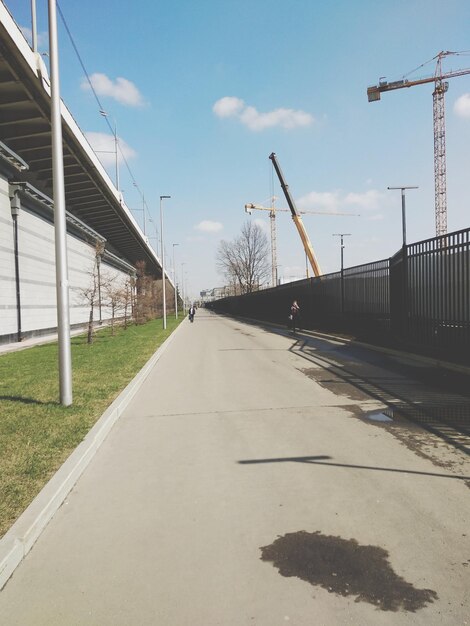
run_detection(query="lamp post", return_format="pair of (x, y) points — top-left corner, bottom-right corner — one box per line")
(99, 110), (119, 193)
(132, 183), (147, 235)
(173, 243), (179, 319)
(333, 233), (351, 315)
(387, 186), (418, 247)
(387, 186), (417, 337)
(31, 0), (38, 52)
(96, 251), (102, 325)
(48, 0), (72, 406)
(181, 262), (186, 314)
(160, 195), (171, 329)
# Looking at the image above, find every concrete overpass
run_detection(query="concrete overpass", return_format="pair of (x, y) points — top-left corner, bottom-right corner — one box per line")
(0, 1), (163, 278)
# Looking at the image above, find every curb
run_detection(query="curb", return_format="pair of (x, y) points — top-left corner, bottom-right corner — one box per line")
(0, 321), (184, 590)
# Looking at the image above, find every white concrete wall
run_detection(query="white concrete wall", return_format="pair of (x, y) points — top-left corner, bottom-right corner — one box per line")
(0, 174), (133, 343)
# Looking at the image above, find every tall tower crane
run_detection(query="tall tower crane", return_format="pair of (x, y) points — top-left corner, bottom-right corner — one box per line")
(245, 201), (359, 286)
(367, 51), (470, 236)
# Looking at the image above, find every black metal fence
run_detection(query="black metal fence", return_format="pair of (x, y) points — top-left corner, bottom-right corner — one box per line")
(208, 227), (470, 365)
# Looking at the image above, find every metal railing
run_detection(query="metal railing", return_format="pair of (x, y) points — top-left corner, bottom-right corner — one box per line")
(209, 227), (470, 364)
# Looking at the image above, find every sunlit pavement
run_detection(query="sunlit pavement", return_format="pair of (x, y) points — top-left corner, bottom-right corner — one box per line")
(0, 309), (469, 625)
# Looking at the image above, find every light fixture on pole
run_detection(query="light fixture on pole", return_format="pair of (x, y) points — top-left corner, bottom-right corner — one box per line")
(133, 183), (147, 235)
(99, 110), (119, 194)
(387, 186), (418, 247)
(332, 233), (351, 273)
(333, 233), (351, 315)
(48, 0), (72, 405)
(181, 262), (186, 314)
(173, 243), (179, 319)
(160, 195), (171, 329)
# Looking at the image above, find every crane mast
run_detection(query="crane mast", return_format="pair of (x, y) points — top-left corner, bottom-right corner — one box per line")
(245, 202), (360, 285)
(268, 152), (322, 277)
(269, 198), (277, 286)
(367, 51), (470, 236)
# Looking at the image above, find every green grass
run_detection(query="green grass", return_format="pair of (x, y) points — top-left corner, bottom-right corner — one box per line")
(0, 316), (182, 538)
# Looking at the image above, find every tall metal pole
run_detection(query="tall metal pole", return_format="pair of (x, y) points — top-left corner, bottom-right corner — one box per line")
(387, 186), (418, 247)
(48, 0), (72, 406)
(333, 233), (351, 315)
(114, 119), (120, 195)
(142, 193), (146, 235)
(181, 262), (186, 314)
(31, 0), (38, 52)
(160, 196), (170, 329)
(99, 110), (119, 194)
(173, 243), (179, 319)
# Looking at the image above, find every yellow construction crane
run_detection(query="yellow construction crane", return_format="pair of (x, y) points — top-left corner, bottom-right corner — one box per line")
(367, 50), (470, 236)
(245, 201), (359, 286)
(267, 152), (323, 279)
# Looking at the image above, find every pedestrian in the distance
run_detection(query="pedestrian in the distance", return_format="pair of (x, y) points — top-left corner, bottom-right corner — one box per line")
(289, 300), (300, 333)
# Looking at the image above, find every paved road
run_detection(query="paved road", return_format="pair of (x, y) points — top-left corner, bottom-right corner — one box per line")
(0, 310), (469, 625)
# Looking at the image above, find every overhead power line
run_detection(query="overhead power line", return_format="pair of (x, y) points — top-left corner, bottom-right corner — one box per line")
(56, 2), (154, 231)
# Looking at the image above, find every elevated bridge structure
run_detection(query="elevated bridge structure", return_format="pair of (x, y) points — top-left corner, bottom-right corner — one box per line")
(0, 2), (162, 276)
(0, 3), (172, 344)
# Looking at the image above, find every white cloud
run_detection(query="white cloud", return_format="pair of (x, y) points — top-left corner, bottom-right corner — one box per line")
(213, 96), (245, 118)
(344, 190), (383, 210)
(213, 96), (314, 131)
(253, 218), (269, 233)
(195, 220), (223, 233)
(20, 26), (48, 47)
(454, 93), (470, 118)
(297, 191), (341, 212)
(297, 189), (385, 213)
(85, 131), (136, 167)
(81, 73), (145, 107)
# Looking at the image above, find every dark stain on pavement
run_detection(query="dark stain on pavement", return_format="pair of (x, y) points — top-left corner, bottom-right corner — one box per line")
(260, 531), (438, 612)
(301, 367), (369, 402)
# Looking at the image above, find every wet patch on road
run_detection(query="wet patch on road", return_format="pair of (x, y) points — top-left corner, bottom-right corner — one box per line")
(260, 531), (438, 612)
(301, 366), (470, 463)
(333, 404), (470, 482)
(301, 367), (369, 402)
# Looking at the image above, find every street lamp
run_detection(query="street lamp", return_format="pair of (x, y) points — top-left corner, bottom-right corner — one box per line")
(100, 110), (119, 193)
(181, 262), (186, 314)
(333, 233), (351, 315)
(160, 195), (171, 329)
(132, 184), (147, 235)
(332, 233), (351, 273)
(173, 243), (179, 319)
(387, 186), (418, 247)
(48, 0), (72, 406)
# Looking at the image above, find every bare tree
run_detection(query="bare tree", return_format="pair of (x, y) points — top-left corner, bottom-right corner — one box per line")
(134, 261), (156, 324)
(216, 221), (270, 294)
(121, 275), (134, 329)
(102, 272), (126, 335)
(77, 257), (99, 344)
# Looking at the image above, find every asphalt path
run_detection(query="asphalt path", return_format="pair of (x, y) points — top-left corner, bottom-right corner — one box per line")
(0, 309), (469, 625)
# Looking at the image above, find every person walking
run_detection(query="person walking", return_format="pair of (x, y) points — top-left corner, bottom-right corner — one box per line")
(188, 304), (196, 322)
(289, 300), (300, 333)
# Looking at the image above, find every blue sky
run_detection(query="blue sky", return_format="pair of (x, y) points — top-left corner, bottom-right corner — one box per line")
(6, 0), (470, 297)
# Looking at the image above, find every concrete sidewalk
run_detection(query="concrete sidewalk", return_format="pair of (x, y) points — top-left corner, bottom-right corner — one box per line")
(0, 318), (184, 590)
(0, 309), (469, 625)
